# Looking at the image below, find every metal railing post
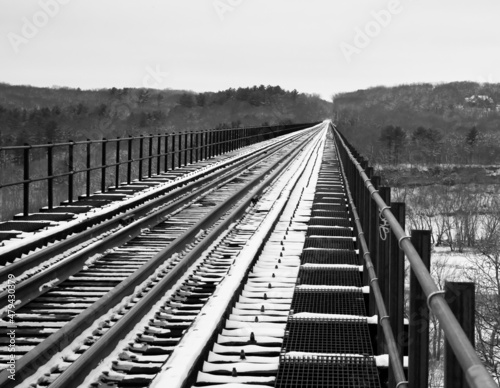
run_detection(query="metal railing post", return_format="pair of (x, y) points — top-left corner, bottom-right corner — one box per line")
(157, 134), (161, 175)
(47, 143), (54, 210)
(164, 134), (169, 172)
(190, 131), (194, 164)
(389, 202), (406, 376)
(378, 186), (391, 359)
(178, 132), (182, 167)
(184, 132), (188, 166)
(87, 140), (92, 195)
(101, 138), (107, 192)
(148, 134), (153, 178)
(127, 137), (132, 184)
(445, 282), (476, 388)
(115, 138), (120, 188)
(23, 144), (30, 216)
(209, 130), (213, 158)
(409, 229), (431, 388)
(138, 135), (144, 181)
(368, 173), (380, 319)
(68, 140), (74, 202)
(378, 187), (391, 304)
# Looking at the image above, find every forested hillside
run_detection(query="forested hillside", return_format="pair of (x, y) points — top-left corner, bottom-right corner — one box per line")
(334, 82), (500, 166)
(0, 83), (331, 146)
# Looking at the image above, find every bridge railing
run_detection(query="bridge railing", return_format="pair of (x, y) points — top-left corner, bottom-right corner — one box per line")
(0, 122), (319, 221)
(330, 122), (498, 388)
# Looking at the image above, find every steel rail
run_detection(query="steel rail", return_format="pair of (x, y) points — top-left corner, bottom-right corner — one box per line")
(0, 127), (307, 272)
(49, 125), (326, 388)
(169, 126), (327, 388)
(331, 122), (498, 388)
(0, 124), (322, 388)
(0, 125), (322, 387)
(334, 132), (408, 388)
(0, 127), (313, 310)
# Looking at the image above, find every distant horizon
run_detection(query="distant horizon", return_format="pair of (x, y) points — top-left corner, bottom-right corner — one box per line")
(3, 1), (499, 103)
(3, 78), (499, 104)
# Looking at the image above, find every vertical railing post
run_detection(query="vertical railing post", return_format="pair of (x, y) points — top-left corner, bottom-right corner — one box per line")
(138, 135), (144, 181)
(115, 138), (120, 188)
(184, 132), (188, 166)
(388, 202), (406, 387)
(157, 134), (161, 175)
(202, 131), (206, 159)
(209, 130), (213, 158)
(225, 128), (228, 153)
(127, 136), (132, 184)
(378, 186), (391, 358)
(87, 140), (92, 196)
(164, 134), (169, 172)
(178, 132), (182, 167)
(364, 166), (373, 237)
(47, 143), (54, 210)
(194, 132), (198, 163)
(190, 131), (194, 164)
(200, 131), (205, 160)
(409, 229), (431, 388)
(68, 140), (74, 202)
(360, 163), (370, 287)
(148, 134), (153, 178)
(368, 173), (380, 319)
(444, 282), (475, 388)
(206, 130), (210, 158)
(22, 144), (30, 216)
(222, 129), (226, 153)
(101, 138), (107, 192)
(369, 175), (380, 268)
(378, 186), (391, 310)
(218, 129), (222, 155)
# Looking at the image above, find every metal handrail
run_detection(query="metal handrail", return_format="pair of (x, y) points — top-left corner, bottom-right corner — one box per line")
(0, 122), (320, 219)
(0, 123), (306, 151)
(333, 132), (408, 387)
(330, 121), (498, 388)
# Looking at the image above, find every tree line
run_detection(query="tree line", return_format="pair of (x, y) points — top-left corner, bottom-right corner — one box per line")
(376, 124), (491, 165)
(334, 81), (500, 166)
(0, 83), (331, 147)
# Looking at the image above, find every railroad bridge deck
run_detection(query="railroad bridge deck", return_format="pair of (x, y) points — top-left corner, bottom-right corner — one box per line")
(0, 121), (496, 388)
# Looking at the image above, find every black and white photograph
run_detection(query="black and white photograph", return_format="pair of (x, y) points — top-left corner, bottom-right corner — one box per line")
(0, 1), (499, 387)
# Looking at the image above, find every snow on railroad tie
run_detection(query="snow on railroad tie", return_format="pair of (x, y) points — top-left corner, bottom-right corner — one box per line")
(189, 129), (382, 387)
(180, 130), (327, 388)
(0, 134), (290, 257)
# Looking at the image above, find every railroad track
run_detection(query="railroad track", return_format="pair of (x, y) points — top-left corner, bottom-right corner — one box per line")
(0, 125), (311, 277)
(170, 127), (382, 388)
(0, 122), (325, 387)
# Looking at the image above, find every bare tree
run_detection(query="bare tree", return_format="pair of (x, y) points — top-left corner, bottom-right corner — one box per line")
(464, 213), (500, 383)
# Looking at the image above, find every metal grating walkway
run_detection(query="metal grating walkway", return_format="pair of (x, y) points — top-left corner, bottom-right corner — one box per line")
(192, 131), (381, 388)
(275, 356), (380, 388)
(276, 133), (381, 387)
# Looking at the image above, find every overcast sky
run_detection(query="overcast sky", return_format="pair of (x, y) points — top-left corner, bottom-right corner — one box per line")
(1, 0), (500, 100)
